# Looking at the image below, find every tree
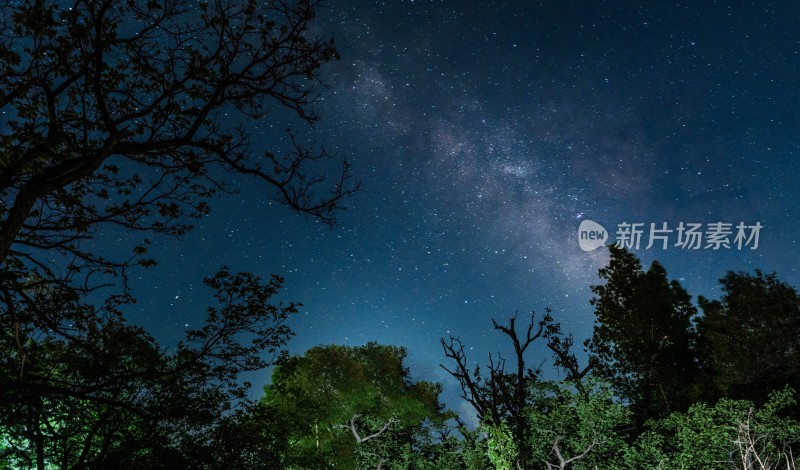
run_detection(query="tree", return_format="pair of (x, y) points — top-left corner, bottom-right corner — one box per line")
(410, 418), (489, 470)
(441, 312), (547, 469)
(1, 0), (355, 271)
(698, 270), (800, 403)
(261, 342), (449, 469)
(1, 0), (356, 467)
(0, 268), (298, 468)
(526, 380), (630, 470)
(440, 311), (593, 469)
(0, 0), (356, 311)
(485, 421), (519, 470)
(586, 245), (701, 428)
(621, 387), (800, 469)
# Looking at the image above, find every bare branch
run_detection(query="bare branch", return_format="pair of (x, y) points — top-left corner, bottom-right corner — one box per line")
(348, 414), (398, 444)
(547, 437), (598, 470)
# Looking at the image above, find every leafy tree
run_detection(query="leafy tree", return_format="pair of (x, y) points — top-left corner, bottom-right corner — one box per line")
(526, 380), (630, 470)
(262, 342), (449, 469)
(587, 245), (701, 428)
(621, 387), (800, 469)
(485, 421), (519, 470)
(410, 419), (489, 470)
(0, 269), (297, 468)
(190, 401), (290, 469)
(1, 0), (355, 467)
(698, 270), (800, 404)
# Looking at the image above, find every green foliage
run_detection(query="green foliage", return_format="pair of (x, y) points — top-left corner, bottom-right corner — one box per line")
(620, 387), (800, 469)
(0, 269), (297, 468)
(440, 311), (590, 469)
(352, 415), (412, 470)
(486, 421), (519, 470)
(526, 381), (631, 469)
(411, 422), (490, 470)
(588, 245), (701, 427)
(193, 403), (296, 469)
(698, 270), (800, 403)
(262, 343), (449, 469)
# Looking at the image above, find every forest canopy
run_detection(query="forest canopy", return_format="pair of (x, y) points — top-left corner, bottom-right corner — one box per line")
(1, 0), (798, 469)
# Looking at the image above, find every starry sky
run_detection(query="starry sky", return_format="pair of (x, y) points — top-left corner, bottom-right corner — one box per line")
(126, 1), (800, 406)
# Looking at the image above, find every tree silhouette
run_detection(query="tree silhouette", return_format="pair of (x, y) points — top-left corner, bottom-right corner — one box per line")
(698, 270), (800, 403)
(0, 0), (357, 292)
(440, 310), (592, 469)
(586, 245), (700, 429)
(0, 1), (355, 467)
(0, 269), (299, 468)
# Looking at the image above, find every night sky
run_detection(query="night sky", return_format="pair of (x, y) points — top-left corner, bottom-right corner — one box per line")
(125, 1), (800, 411)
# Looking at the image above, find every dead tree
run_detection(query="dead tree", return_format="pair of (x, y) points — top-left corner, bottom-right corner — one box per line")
(441, 309), (595, 469)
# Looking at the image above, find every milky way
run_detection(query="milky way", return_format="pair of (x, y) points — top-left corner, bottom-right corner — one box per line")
(127, 1), (800, 404)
